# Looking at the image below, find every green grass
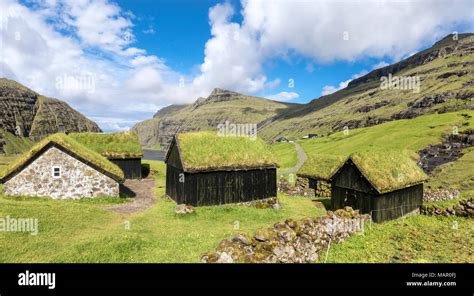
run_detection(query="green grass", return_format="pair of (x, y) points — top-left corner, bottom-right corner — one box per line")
(69, 131), (143, 159)
(324, 215), (474, 263)
(177, 131), (278, 172)
(1, 130), (34, 155)
(270, 142), (298, 171)
(0, 133), (124, 181)
(0, 160), (323, 263)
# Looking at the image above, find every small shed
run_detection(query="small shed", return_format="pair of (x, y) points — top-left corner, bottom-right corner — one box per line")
(298, 151), (427, 222)
(165, 132), (278, 206)
(70, 132), (143, 179)
(329, 152), (427, 222)
(0, 134), (124, 199)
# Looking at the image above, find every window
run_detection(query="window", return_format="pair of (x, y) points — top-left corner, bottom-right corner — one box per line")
(52, 167), (61, 178)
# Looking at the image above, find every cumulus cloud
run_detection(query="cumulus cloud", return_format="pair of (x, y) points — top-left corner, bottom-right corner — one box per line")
(267, 91), (299, 102)
(321, 70), (368, 96)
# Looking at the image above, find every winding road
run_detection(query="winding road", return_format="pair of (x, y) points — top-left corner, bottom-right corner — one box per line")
(277, 142), (307, 175)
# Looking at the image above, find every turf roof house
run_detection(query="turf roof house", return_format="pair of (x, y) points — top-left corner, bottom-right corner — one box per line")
(298, 152), (427, 222)
(70, 132), (143, 179)
(0, 134), (124, 199)
(165, 132), (278, 206)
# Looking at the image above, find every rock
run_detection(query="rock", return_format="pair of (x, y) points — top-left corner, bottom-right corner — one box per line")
(216, 252), (233, 263)
(231, 234), (251, 246)
(175, 204), (195, 215)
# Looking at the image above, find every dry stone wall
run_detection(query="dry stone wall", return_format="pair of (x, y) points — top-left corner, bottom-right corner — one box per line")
(202, 207), (370, 263)
(4, 147), (119, 199)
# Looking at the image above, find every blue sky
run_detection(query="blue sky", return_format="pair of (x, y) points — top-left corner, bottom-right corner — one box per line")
(2, 0), (473, 131)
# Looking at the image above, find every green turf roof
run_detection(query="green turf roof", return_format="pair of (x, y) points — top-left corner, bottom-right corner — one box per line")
(298, 150), (427, 193)
(350, 150), (428, 194)
(173, 131), (278, 172)
(69, 131), (143, 159)
(297, 154), (347, 180)
(0, 133), (125, 182)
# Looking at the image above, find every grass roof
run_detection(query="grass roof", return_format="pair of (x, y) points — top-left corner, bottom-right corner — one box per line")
(297, 154), (347, 180)
(0, 133), (124, 182)
(350, 150), (428, 194)
(297, 150), (427, 193)
(175, 131), (278, 172)
(69, 132), (143, 159)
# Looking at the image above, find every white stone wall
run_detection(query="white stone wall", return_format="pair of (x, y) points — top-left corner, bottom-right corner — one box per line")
(4, 147), (119, 199)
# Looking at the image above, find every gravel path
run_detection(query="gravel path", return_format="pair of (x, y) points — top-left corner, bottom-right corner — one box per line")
(278, 142), (307, 175)
(102, 177), (156, 214)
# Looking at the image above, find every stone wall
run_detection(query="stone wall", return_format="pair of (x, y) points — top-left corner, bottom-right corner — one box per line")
(278, 176), (331, 198)
(423, 189), (460, 203)
(4, 147), (119, 199)
(202, 207), (370, 263)
(420, 198), (474, 218)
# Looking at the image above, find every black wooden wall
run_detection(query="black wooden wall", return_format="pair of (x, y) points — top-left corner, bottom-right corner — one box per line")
(166, 165), (277, 206)
(110, 159), (142, 179)
(330, 161), (424, 223)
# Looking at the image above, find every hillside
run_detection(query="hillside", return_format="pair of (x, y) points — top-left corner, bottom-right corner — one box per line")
(0, 78), (101, 153)
(132, 88), (300, 149)
(134, 34), (473, 148)
(258, 33), (474, 140)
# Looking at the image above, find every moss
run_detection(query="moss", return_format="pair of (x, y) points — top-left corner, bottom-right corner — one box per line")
(69, 131), (143, 159)
(176, 131), (278, 172)
(351, 150), (427, 193)
(298, 154), (347, 180)
(0, 133), (124, 182)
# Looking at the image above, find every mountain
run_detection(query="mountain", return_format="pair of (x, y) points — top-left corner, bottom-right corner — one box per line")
(132, 88), (300, 149)
(0, 78), (101, 153)
(257, 33), (474, 140)
(133, 33), (474, 148)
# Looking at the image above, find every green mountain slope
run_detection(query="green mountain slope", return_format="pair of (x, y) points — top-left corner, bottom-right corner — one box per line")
(0, 78), (102, 153)
(132, 88), (300, 148)
(258, 33), (474, 140)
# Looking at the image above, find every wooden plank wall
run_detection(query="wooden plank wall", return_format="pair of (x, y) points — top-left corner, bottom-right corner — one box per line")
(182, 168), (277, 206)
(110, 159), (142, 179)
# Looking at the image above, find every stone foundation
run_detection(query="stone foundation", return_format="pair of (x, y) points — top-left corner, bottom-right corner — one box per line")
(3, 147), (119, 199)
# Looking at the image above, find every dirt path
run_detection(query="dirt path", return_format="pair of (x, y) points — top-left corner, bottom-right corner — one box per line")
(278, 142), (307, 175)
(102, 178), (156, 214)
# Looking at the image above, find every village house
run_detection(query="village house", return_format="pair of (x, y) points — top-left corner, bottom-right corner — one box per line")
(298, 151), (427, 222)
(0, 134), (124, 199)
(165, 131), (278, 206)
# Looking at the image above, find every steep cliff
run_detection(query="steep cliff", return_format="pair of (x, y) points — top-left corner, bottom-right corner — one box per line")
(0, 78), (101, 146)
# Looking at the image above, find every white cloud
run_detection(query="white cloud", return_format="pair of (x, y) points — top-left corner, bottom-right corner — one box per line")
(242, 0), (473, 62)
(267, 91), (299, 102)
(321, 70), (368, 96)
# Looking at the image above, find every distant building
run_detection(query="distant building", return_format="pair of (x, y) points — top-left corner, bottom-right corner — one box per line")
(276, 137), (288, 142)
(165, 132), (278, 206)
(0, 134), (124, 199)
(70, 132), (143, 179)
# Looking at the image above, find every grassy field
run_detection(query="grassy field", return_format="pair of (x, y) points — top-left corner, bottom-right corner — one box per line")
(269, 142), (298, 171)
(0, 160), (323, 263)
(324, 214), (473, 263)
